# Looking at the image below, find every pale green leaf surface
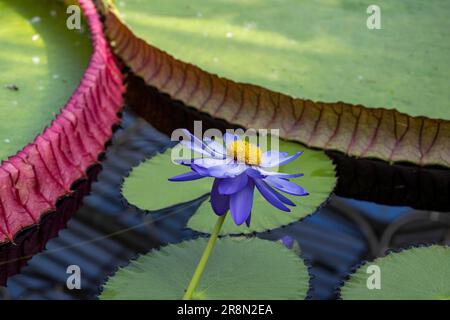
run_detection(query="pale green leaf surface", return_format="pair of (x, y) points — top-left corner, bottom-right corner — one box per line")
(340, 245), (450, 300)
(122, 145), (212, 211)
(118, 0), (450, 119)
(100, 237), (310, 300)
(0, 0), (91, 161)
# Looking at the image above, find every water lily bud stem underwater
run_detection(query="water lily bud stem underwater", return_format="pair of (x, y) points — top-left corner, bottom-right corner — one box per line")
(169, 129), (309, 299)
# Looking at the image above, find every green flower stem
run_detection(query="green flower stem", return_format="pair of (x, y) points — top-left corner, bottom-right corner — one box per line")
(183, 213), (227, 300)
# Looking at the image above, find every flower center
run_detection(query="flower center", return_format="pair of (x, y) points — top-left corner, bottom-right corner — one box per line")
(226, 140), (262, 165)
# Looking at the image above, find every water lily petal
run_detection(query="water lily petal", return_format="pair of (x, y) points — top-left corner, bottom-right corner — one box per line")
(245, 212), (251, 227)
(210, 179), (230, 215)
(265, 176), (309, 196)
(260, 150), (289, 167)
(179, 130), (211, 156)
(191, 163), (212, 176)
(250, 167), (304, 179)
(230, 181), (255, 225)
(193, 157), (230, 168)
(168, 171), (205, 181)
(280, 235), (294, 249)
(271, 187), (296, 206)
(224, 132), (239, 147)
(261, 151), (303, 168)
(204, 139), (226, 158)
(207, 162), (248, 178)
(218, 173), (249, 195)
(254, 179), (291, 212)
(179, 129), (225, 158)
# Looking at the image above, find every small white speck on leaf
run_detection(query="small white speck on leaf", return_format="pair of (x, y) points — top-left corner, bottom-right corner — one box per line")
(50, 10), (57, 17)
(52, 74), (60, 79)
(32, 56), (40, 64)
(32, 34), (39, 41)
(30, 16), (41, 24)
(226, 32), (233, 38)
(4, 139), (11, 144)
(213, 57), (219, 63)
(244, 22), (257, 30)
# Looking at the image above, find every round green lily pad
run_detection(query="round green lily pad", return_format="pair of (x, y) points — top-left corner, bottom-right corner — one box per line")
(100, 237), (310, 300)
(0, 0), (91, 161)
(340, 245), (450, 300)
(122, 139), (336, 234)
(122, 146), (212, 211)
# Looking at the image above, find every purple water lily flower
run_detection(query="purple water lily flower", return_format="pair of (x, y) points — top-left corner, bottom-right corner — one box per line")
(169, 130), (308, 226)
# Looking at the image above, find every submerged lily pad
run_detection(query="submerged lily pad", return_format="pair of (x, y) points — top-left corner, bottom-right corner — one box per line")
(0, 0), (91, 161)
(340, 245), (450, 300)
(100, 237), (310, 299)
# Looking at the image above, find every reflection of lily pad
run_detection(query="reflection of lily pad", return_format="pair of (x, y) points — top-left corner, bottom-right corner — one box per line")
(122, 139), (336, 234)
(340, 245), (450, 300)
(0, 0), (91, 161)
(100, 237), (310, 300)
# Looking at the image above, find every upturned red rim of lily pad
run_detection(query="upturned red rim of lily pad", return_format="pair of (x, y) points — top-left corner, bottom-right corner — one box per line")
(0, 0), (124, 245)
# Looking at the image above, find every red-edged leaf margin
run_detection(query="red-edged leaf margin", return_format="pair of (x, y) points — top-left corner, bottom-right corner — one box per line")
(0, 0), (124, 245)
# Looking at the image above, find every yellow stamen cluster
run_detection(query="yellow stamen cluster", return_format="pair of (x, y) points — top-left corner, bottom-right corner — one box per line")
(226, 140), (262, 166)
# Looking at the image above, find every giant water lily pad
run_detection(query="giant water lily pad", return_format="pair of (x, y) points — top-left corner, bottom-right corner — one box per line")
(340, 245), (450, 300)
(100, 237), (310, 299)
(0, 0), (91, 161)
(0, 0), (123, 251)
(115, 0), (450, 119)
(103, 0), (450, 168)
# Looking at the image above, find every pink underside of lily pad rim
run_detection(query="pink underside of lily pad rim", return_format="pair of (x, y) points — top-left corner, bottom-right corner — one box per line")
(0, 0), (124, 244)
